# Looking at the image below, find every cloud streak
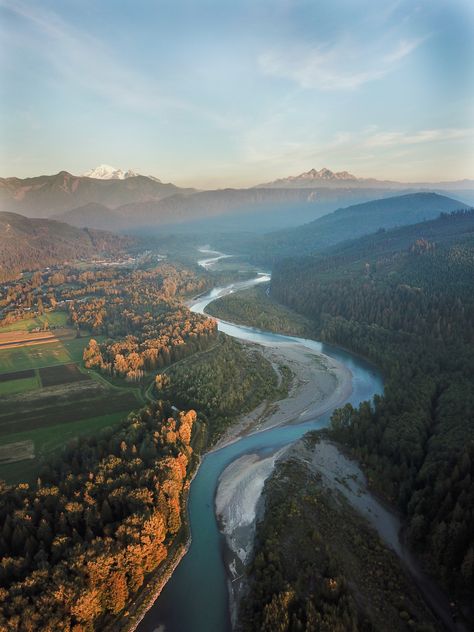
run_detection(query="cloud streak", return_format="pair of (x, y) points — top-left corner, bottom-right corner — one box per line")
(365, 127), (472, 148)
(258, 35), (426, 90)
(0, 0), (233, 128)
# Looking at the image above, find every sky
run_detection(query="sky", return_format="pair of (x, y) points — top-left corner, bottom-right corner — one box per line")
(0, 0), (473, 188)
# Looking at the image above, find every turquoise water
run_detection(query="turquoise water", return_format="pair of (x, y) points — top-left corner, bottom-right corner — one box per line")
(137, 278), (384, 632)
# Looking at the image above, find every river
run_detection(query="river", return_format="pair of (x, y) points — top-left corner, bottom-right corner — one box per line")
(136, 262), (384, 632)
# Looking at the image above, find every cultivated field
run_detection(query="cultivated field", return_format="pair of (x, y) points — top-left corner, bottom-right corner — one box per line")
(0, 317), (141, 484)
(0, 335), (104, 374)
(0, 310), (68, 332)
(0, 327), (76, 350)
(39, 363), (91, 387)
(0, 440), (34, 465)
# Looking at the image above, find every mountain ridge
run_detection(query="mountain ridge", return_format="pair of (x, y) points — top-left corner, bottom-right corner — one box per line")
(0, 171), (193, 218)
(221, 192), (471, 263)
(256, 167), (474, 190)
(0, 211), (134, 281)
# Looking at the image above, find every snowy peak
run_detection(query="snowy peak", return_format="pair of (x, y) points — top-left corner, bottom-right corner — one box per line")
(83, 164), (140, 180)
(281, 168), (359, 183)
(256, 167), (389, 189)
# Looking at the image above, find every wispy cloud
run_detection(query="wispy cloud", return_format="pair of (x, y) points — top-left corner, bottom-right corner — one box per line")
(0, 0), (231, 127)
(239, 123), (473, 179)
(365, 127), (472, 148)
(258, 34), (426, 91)
(384, 37), (426, 63)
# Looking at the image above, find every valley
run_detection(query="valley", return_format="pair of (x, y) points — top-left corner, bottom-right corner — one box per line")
(3, 3), (473, 631)
(0, 174), (473, 632)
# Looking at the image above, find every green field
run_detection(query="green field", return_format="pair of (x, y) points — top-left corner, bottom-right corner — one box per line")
(0, 374), (40, 396)
(0, 330), (140, 485)
(0, 411), (130, 484)
(0, 335), (105, 374)
(0, 310), (68, 332)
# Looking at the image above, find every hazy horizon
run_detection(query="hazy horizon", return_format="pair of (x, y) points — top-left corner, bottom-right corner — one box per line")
(1, 0), (473, 188)
(2, 164), (474, 191)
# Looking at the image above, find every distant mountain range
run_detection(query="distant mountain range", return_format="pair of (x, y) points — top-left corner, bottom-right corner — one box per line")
(256, 167), (474, 191)
(219, 192), (471, 263)
(55, 187), (413, 233)
(0, 168), (472, 232)
(1, 191), (471, 282)
(0, 170), (192, 219)
(0, 212), (134, 281)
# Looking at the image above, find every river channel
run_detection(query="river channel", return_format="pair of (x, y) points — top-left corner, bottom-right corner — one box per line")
(137, 258), (384, 632)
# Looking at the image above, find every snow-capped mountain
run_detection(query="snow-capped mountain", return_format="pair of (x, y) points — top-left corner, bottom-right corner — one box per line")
(256, 168), (474, 191)
(257, 167), (363, 188)
(83, 164), (140, 180)
(256, 167), (405, 189)
(292, 168), (358, 182)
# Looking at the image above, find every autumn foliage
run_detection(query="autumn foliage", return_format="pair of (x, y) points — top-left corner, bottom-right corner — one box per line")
(0, 404), (197, 631)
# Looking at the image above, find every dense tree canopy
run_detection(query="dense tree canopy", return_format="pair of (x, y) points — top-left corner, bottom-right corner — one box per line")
(271, 210), (474, 601)
(0, 402), (197, 631)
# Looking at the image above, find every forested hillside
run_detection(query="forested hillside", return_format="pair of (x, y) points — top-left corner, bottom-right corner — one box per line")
(271, 210), (474, 603)
(0, 212), (134, 281)
(228, 192), (469, 264)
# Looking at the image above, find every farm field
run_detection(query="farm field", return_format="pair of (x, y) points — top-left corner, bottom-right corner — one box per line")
(0, 374), (40, 396)
(0, 375), (141, 483)
(0, 412), (130, 484)
(0, 310), (68, 332)
(0, 328), (141, 484)
(39, 363), (91, 387)
(0, 334), (105, 374)
(0, 388), (138, 436)
(0, 328), (77, 351)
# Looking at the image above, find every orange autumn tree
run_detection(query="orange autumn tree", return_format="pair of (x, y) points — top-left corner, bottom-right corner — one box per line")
(0, 402), (198, 631)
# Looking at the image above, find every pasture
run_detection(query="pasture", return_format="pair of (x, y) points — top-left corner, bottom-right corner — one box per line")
(0, 326), (141, 484)
(0, 412), (130, 484)
(0, 334), (104, 374)
(0, 374), (40, 396)
(0, 310), (68, 332)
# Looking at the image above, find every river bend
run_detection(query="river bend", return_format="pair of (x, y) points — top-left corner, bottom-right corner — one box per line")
(137, 270), (383, 632)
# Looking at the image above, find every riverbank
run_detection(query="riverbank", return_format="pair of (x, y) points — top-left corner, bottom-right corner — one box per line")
(215, 447), (287, 627)
(110, 447), (201, 632)
(134, 266), (385, 632)
(211, 340), (352, 452)
(217, 433), (468, 631)
(233, 436), (444, 632)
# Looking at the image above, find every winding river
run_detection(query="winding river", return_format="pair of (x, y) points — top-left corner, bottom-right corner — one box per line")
(137, 264), (384, 632)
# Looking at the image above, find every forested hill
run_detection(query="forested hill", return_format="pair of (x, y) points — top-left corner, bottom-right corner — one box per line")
(232, 192), (469, 263)
(271, 209), (474, 611)
(300, 206), (474, 283)
(0, 212), (134, 281)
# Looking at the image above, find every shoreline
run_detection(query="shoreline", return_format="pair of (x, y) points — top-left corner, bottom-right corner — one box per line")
(112, 450), (203, 632)
(212, 341), (353, 626)
(120, 336), (351, 631)
(210, 340), (352, 454)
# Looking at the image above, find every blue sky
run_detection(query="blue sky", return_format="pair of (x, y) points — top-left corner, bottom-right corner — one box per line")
(0, 0), (473, 187)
